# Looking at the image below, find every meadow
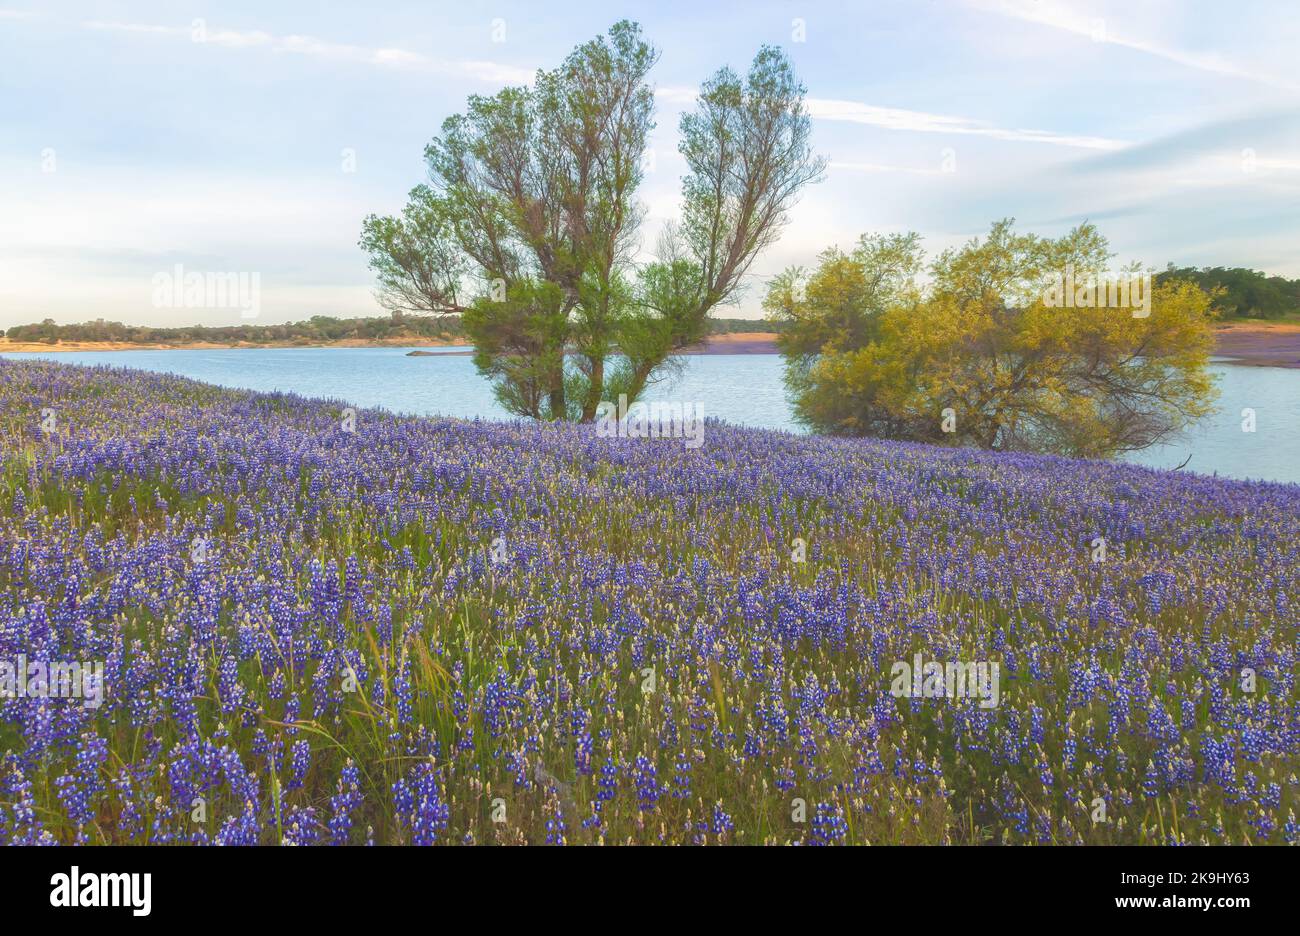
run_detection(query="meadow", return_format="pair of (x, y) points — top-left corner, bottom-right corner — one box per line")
(0, 358), (1296, 845)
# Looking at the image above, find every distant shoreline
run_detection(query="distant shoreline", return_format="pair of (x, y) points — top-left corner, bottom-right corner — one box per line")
(4, 324), (1300, 367)
(1209, 321), (1300, 368)
(0, 331), (786, 356)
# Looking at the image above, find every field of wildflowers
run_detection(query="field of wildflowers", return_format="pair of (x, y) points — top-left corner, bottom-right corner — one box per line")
(0, 358), (1296, 845)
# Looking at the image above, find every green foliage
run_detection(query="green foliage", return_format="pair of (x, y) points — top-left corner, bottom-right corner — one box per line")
(1156, 265), (1300, 319)
(461, 280), (570, 420)
(358, 190), (468, 317)
(768, 220), (1220, 458)
(359, 20), (824, 421)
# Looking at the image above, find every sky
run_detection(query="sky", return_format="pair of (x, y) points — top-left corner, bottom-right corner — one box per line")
(1, 0), (1298, 328)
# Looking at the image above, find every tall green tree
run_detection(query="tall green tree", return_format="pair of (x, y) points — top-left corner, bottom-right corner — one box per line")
(767, 220), (1219, 458)
(360, 21), (824, 420)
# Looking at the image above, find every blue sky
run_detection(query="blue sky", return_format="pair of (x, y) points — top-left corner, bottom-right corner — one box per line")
(2, 0), (1298, 327)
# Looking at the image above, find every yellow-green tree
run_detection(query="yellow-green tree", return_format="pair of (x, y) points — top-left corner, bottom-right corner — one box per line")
(765, 220), (1219, 458)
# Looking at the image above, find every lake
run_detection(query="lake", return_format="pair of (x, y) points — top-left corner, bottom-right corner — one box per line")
(3, 347), (1297, 485)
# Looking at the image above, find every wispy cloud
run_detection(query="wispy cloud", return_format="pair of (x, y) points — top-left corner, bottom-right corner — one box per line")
(657, 85), (1127, 150)
(967, 0), (1300, 93)
(807, 98), (1128, 150)
(1068, 109), (1300, 176)
(78, 18), (534, 84)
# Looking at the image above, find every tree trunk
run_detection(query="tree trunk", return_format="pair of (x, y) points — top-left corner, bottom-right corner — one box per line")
(580, 357), (605, 422)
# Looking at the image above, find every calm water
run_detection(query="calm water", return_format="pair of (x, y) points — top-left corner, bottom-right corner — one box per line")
(3, 347), (1298, 484)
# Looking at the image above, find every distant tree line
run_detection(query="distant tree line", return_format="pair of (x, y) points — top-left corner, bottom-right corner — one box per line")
(2, 314), (777, 345)
(1154, 265), (1300, 320)
(1, 314), (457, 345)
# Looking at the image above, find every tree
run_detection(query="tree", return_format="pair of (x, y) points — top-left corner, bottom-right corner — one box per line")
(360, 21), (824, 421)
(1155, 265), (1300, 320)
(766, 220), (1220, 458)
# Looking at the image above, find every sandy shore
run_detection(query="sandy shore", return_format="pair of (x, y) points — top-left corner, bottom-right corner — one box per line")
(1210, 321), (1300, 368)
(5, 325), (1299, 366)
(679, 332), (781, 354)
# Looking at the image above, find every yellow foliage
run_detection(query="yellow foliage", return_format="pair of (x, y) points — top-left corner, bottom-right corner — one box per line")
(767, 220), (1219, 458)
